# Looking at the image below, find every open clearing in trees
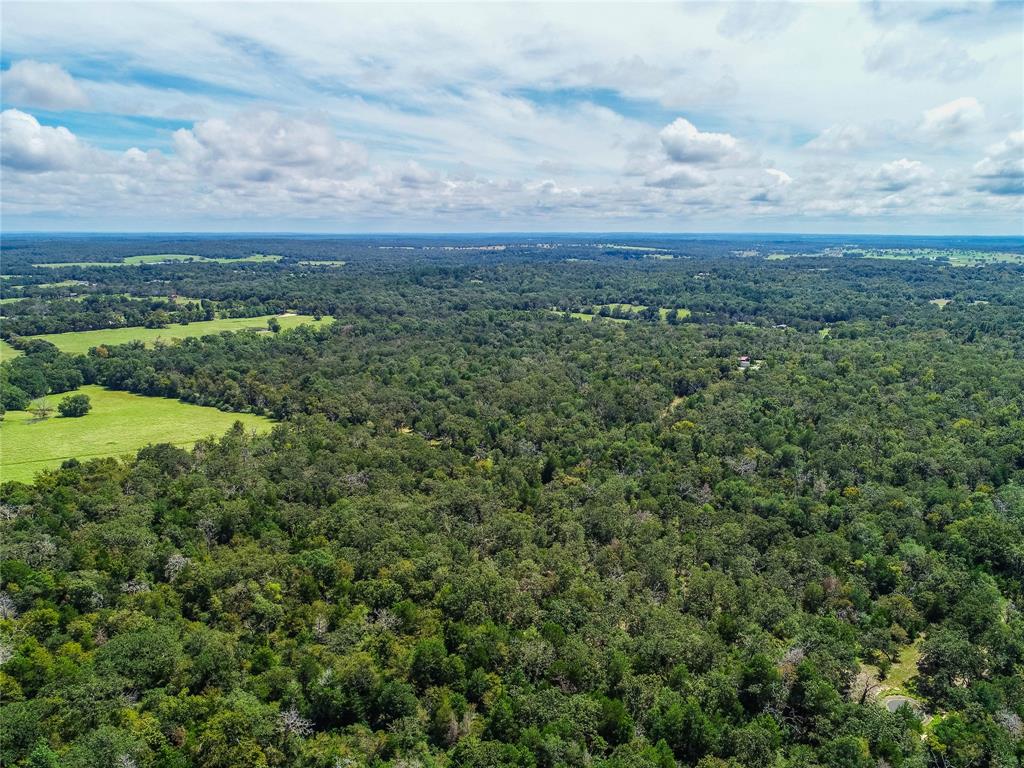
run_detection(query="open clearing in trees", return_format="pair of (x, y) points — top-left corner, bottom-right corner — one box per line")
(36, 254), (282, 268)
(24, 314), (333, 355)
(0, 385), (274, 483)
(552, 304), (691, 323)
(0, 339), (21, 361)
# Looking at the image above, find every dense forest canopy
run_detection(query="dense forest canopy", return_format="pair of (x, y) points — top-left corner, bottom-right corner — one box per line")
(1, 234), (1022, 768)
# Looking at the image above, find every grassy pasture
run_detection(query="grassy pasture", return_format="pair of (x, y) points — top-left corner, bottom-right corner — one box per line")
(37, 254), (282, 268)
(555, 304), (690, 323)
(3, 280), (92, 302)
(123, 254), (201, 264)
(599, 244), (670, 253)
(298, 260), (347, 266)
(26, 314), (333, 355)
(39, 280), (89, 288)
(658, 307), (691, 321)
(860, 248), (1024, 266)
(124, 253), (282, 265)
(0, 339), (22, 361)
(560, 311), (630, 324)
(0, 385), (273, 484)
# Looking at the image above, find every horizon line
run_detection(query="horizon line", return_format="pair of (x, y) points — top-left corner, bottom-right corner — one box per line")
(4, 230), (1023, 240)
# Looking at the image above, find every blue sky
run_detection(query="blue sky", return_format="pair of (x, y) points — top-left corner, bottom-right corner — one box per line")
(1, 1), (1022, 233)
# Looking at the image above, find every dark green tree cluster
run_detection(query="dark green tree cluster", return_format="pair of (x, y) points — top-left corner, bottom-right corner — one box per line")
(1, 296), (219, 338)
(1, 341), (83, 413)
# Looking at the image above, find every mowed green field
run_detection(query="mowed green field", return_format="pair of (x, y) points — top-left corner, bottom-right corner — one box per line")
(123, 253), (282, 265)
(26, 314), (333, 355)
(0, 339), (22, 361)
(559, 311), (630, 324)
(36, 254), (282, 268)
(1, 385), (273, 483)
(859, 249), (1024, 266)
(3, 280), (92, 303)
(39, 280), (89, 288)
(123, 254), (201, 264)
(658, 307), (691, 321)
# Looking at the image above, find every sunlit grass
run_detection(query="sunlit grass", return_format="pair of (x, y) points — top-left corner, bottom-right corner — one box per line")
(26, 314), (333, 355)
(1, 385), (274, 484)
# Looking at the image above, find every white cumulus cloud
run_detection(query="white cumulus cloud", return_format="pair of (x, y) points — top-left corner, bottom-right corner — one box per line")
(394, 160), (441, 189)
(658, 118), (741, 165)
(1, 109), (82, 172)
(2, 60), (89, 110)
(171, 112), (368, 185)
(873, 158), (932, 191)
(749, 168), (793, 203)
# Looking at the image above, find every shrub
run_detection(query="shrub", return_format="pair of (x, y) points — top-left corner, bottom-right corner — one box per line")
(57, 393), (92, 418)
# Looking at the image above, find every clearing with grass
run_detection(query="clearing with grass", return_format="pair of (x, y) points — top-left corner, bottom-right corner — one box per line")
(35, 254), (282, 268)
(553, 303), (691, 323)
(25, 314), (333, 355)
(856, 248), (1024, 266)
(123, 253), (282, 265)
(0, 339), (21, 361)
(0, 385), (274, 483)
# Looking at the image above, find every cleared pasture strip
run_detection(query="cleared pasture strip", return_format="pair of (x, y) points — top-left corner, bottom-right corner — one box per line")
(36, 254), (282, 268)
(0, 339), (22, 361)
(26, 314), (333, 355)
(1, 385), (273, 484)
(123, 253), (282, 264)
(551, 304), (690, 323)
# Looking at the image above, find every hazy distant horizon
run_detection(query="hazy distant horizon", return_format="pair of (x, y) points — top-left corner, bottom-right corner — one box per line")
(2, 230), (1024, 241)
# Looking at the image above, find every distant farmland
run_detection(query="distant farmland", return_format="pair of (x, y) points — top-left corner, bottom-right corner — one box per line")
(35, 253), (282, 268)
(25, 314), (333, 355)
(552, 304), (691, 323)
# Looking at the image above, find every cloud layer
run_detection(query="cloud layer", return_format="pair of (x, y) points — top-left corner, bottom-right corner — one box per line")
(1, 60), (90, 110)
(0, 2), (1021, 233)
